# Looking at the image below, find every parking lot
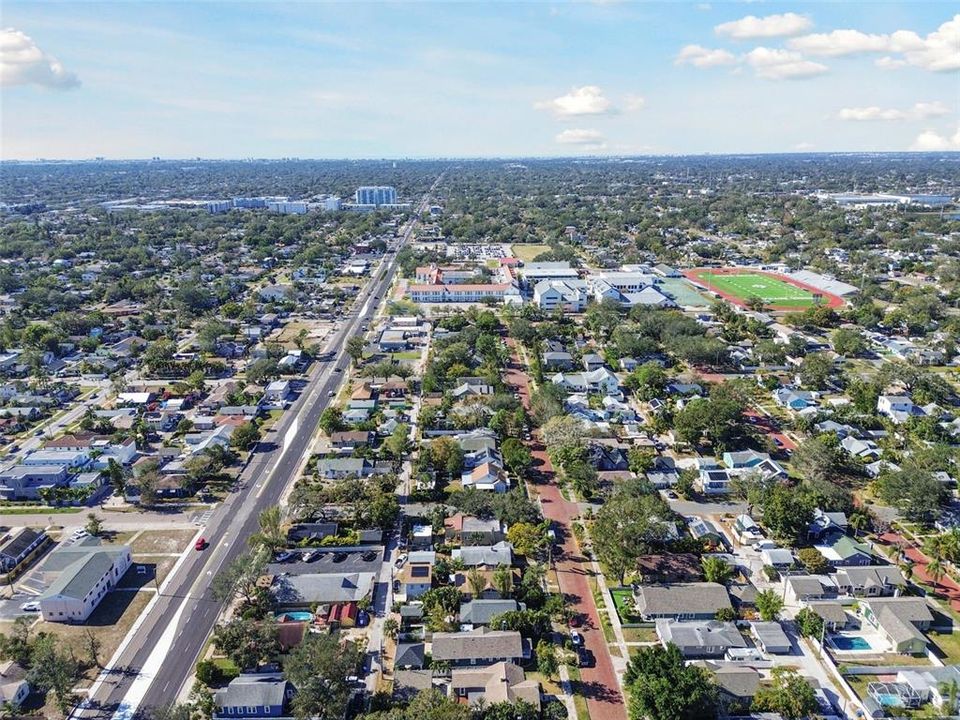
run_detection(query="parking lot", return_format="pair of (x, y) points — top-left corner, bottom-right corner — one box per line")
(268, 545), (385, 575)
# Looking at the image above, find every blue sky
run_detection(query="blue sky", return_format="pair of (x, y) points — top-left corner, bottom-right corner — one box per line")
(2, 1), (958, 159)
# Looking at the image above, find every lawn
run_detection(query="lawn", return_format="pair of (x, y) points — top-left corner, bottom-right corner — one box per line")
(929, 629), (960, 664)
(129, 529), (197, 555)
(698, 271), (818, 308)
(621, 626), (659, 643)
(610, 588), (641, 623)
(510, 243), (551, 262)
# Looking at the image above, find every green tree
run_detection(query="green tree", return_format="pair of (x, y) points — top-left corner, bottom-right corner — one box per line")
(212, 617), (280, 671)
(85, 513), (103, 537)
(592, 486), (672, 584)
(794, 607), (824, 639)
(346, 336), (366, 366)
(752, 667), (818, 720)
(285, 633), (361, 720)
(230, 420), (260, 451)
(536, 640), (559, 678)
(624, 643), (718, 720)
(796, 547), (829, 575)
(249, 506), (286, 554)
(319, 407), (345, 436)
(700, 556), (734, 585)
(831, 327), (866, 357)
(755, 589), (785, 621)
(875, 465), (947, 525)
(797, 351), (833, 389)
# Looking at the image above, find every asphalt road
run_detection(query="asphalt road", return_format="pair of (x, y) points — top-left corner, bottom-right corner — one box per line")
(74, 179), (440, 719)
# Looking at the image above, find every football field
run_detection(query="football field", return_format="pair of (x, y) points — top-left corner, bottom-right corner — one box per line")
(697, 271), (818, 308)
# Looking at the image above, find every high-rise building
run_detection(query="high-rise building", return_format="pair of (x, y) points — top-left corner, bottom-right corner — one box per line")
(355, 186), (397, 206)
(267, 201), (308, 215)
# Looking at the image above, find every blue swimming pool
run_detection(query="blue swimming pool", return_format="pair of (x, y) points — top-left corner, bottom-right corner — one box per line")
(275, 611), (313, 622)
(875, 693), (902, 707)
(831, 635), (873, 651)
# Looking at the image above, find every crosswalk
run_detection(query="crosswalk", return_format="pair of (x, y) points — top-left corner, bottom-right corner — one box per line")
(191, 508), (214, 527)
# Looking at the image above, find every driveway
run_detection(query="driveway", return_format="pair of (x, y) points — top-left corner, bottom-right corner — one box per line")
(505, 340), (626, 720)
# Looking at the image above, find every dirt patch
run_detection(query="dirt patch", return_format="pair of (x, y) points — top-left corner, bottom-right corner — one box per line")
(130, 529), (197, 555)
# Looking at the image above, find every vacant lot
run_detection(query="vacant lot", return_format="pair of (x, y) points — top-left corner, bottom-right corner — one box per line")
(130, 528), (197, 555)
(510, 243), (551, 262)
(37, 589), (153, 689)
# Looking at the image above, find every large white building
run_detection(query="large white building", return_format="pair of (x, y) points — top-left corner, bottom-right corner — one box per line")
(533, 280), (590, 312)
(355, 186), (397, 206)
(40, 544), (132, 623)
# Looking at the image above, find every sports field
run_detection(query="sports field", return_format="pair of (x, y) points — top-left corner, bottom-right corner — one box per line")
(691, 269), (822, 309)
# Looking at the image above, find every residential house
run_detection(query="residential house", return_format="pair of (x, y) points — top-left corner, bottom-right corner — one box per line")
(329, 431), (373, 451)
(633, 582), (731, 621)
(655, 620), (746, 658)
(814, 534), (875, 567)
(807, 601), (851, 631)
(213, 674), (295, 720)
(271, 572), (375, 607)
(840, 436), (881, 460)
(785, 575), (837, 605)
(459, 599), (521, 627)
(550, 368), (621, 396)
(263, 380), (292, 404)
(533, 280), (589, 313)
(877, 395), (922, 424)
(834, 566), (905, 597)
(399, 563), (433, 600)
(430, 628), (525, 667)
(450, 662), (540, 710)
(750, 621), (792, 654)
(317, 458), (372, 479)
(0, 527), (47, 573)
(0, 660), (29, 708)
(860, 598), (934, 654)
(395, 642), (425, 670)
(541, 351), (574, 371)
(773, 388), (815, 410)
(452, 542), (514, 568)
(461, 462), (508, 493)
(444, 514), (505, 546)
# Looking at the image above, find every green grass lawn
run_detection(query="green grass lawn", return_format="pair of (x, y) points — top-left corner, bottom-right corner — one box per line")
(700, 271), (818, 308)
(610, 588), (641, 623)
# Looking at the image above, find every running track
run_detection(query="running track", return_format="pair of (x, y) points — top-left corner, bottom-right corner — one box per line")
(505, 339), (626, 720)
(683, 267), (845, 311)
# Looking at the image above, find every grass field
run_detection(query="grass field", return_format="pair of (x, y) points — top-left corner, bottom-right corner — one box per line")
(699, 271), (818, 308)
(510, 243), (551, 262)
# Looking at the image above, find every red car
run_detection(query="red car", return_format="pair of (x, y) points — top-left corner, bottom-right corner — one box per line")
(195, 537), (207, 551)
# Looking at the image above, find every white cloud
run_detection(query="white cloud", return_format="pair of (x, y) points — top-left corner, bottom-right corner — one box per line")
(675, 44), (738, 68)
(0, 27), (80, 89)
(745, 47), (828, 80)
(624, 93), (646, 111)
(715, 13), (812, 40)
(837, 101), (951, 121)
(838, 106), (906, 121)
(789, 15), (960, 72)
(912, 101), (950, 118)
(535, 85), (613, 116)
(555, 128), (606, 147)
(910, 127), (960, 151)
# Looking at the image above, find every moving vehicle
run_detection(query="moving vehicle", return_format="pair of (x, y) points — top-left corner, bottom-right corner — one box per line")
(20, 601), (40, 612)
(195, 537), (207, 551)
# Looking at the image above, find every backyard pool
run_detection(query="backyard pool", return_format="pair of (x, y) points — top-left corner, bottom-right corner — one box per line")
(831, 635), (873, 651)
(275, 611), (314, 622)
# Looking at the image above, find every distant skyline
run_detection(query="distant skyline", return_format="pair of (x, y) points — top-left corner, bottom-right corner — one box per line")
(2, 2), (958, 160)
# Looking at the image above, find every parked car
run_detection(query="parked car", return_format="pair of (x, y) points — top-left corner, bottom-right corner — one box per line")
(304, 550), (324, 562)
(571, 631), (584, 647)
(275, 551), (295, 562)
(578, 648), (595, 668)
(20, 601), (40, 612)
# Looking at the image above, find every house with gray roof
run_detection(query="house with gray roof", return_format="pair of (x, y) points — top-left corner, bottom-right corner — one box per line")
(750, 621), (792, 654)
(450, 662), (540, 710)
(431, 627), (525, 666)
(40, 544), (132, 623)
(317, 457), (372, 479)
(395, 642), (425, 670)
(459, 599), (521, 627)
(655, 619), (746, 658)
(633, 582), (731, 620)
(213, 673), (294, 719)
(271, 572), (375, 607)
(860, 598), (933, 655)
(452, 541), (514, 568)
(834, 566), (905, 598)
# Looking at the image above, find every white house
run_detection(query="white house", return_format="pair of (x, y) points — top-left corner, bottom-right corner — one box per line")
(533, 280), (589, 312)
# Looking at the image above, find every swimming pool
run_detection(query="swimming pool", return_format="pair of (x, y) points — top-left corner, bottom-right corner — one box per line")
(875, 693), (902, 707)
(831, 635), (873, 651)
(275, 611), (313, 622)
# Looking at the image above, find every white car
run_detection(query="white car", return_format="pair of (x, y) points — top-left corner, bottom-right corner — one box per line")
(20, 601), (40, 612)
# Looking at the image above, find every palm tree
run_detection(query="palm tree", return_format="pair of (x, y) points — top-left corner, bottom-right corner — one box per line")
(467, 568), (487, 598)
(926, 557), (945, 589)
(248, 506), (286, 554)
(848, 510), (870, 539)
(492, 565), (513, 598)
